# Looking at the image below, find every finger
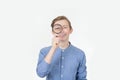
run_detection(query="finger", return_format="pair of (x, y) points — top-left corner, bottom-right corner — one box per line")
(54, 34), (59, 37)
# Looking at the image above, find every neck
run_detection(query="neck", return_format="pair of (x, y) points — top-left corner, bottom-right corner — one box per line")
(59, 40), (70, 49)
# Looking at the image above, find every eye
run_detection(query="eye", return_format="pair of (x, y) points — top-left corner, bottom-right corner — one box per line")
(63, 26), (68, 29)
(54, 27), (61, 30)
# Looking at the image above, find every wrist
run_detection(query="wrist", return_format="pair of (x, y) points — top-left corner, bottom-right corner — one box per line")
(51, 45), (58, 50)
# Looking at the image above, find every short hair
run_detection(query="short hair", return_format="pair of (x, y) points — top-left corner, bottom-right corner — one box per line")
(51, 16), (72, 30)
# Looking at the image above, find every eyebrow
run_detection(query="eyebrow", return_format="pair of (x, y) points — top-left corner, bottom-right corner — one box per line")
(54, 24), (69, 26)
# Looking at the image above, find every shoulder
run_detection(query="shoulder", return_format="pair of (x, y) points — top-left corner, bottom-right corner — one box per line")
(71, 45), (85, 54)
(70, 45), (86, 63)
(39, 46), (52, 56)
(70, 45), (86, 57)
(40, 46), (51, 52)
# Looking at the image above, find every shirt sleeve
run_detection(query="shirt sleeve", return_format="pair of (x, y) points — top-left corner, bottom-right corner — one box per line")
(76, 53), (87, 80)
(36, 48), (51, 78)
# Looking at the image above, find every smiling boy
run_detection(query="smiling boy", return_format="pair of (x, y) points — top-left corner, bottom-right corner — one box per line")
(36, 16), (87, 80)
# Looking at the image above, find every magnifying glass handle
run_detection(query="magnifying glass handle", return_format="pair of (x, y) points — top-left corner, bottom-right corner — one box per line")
(56, 43), (58, 45)
(55, 36), (58, 45)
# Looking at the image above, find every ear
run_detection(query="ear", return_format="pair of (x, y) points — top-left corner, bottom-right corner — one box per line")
(70, 28), (73, 34)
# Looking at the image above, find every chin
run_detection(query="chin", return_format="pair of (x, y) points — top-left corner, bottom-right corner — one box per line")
(60, 38), (67, 42)
(59, 36), (68, 41)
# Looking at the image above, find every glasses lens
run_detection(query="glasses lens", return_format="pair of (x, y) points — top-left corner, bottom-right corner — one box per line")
(53, 24), (63, 34)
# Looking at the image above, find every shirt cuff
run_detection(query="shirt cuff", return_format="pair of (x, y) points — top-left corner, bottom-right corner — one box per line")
(40, 59), (50, 72)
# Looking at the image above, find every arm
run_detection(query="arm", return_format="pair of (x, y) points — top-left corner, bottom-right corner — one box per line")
(76, 53), (87, 80)
(36, 36), (59, 78)
(44, 35), (60, 64)
(36, 47), (56, 78)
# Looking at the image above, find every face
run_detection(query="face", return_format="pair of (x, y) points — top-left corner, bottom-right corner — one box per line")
(52, 20), (73, 41)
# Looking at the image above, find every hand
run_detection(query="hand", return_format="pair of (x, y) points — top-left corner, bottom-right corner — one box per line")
(52, 34), (60, 48)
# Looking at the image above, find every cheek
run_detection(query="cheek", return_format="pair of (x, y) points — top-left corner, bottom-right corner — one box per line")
(64, 30), (71, 34)
(64, 29), (70, 33)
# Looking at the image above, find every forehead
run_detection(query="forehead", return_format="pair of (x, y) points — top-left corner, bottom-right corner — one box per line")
(54, 20), (69, 25)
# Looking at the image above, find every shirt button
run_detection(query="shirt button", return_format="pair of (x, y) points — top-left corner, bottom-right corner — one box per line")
(61, 74), (63, 78)
(62, 57), (64, 59)
(61, 65), (64, 68)
(62, 49), (64, 52)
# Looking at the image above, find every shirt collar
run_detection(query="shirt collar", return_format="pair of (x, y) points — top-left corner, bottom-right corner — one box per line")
(58, 42), (72, 52)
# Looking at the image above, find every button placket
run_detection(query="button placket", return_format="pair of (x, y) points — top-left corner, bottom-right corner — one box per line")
(60, 50), (64, 79)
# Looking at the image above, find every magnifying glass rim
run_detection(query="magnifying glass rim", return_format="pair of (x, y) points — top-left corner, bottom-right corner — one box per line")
(52, 24), (63, 34)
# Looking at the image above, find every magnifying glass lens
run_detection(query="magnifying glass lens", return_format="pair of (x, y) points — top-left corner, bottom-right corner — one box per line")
(53, 24), (63, 34)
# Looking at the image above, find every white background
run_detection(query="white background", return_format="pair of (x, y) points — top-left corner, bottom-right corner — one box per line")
(0, 0), (120, 80)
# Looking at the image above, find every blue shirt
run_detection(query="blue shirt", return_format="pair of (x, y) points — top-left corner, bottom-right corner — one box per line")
(36, 43), (87, 80)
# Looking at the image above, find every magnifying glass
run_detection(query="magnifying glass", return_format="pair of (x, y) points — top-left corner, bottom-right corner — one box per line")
(52, 24), (63, 45)
(52, 24), (63, 34)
